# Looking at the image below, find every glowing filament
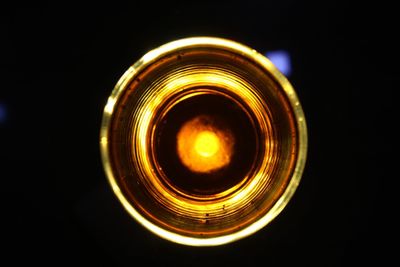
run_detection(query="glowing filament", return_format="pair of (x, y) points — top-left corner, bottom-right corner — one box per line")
(194, 131), (220, 158)
(177, 116), (234, 173)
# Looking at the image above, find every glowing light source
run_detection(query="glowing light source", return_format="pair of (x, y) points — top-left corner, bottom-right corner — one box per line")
(176, 115), (234, 173)
(265, 50), (292, 76)
(101, 37), (307, 246)
(194, 131), (220, 158)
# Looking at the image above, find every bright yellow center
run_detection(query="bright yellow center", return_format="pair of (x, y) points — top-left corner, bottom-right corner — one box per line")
(177, 116), (234, 173)
(194, 131), (220, 158)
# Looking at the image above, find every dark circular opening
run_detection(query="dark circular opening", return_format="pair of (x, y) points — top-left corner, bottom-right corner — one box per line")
(154, 92), (258, 195)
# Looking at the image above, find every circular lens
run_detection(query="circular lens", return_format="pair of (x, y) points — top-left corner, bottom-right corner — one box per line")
(100, 37), (307, 246)
(155, 92), (257, 196)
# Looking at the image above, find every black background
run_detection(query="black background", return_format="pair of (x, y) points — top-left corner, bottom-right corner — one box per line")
(1, 1), (397, 266)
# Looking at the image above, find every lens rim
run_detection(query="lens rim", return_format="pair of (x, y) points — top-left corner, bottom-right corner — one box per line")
(100, 37), (307, 246)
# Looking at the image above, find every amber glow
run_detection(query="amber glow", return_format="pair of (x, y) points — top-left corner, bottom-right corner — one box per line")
(177, 116), (234, 173)
(100, 37), (307, 246)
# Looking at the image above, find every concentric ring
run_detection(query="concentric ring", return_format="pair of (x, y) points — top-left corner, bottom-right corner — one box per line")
(100, 37), (307, 246)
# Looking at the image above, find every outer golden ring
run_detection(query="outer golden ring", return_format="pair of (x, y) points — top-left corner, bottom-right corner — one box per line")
(100, 37), (307, 246)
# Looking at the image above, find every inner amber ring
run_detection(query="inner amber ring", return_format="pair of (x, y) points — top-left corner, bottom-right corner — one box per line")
(100, 37), (307, 246)
(155, 90), (257, 196)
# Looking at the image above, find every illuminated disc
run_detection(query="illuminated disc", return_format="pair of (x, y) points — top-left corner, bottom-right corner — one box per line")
(100, 37), (307, 246)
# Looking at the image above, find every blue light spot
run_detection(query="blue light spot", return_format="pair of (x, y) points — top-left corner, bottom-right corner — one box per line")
(0, 102), (7, 124)
(265, 50), (292, 76)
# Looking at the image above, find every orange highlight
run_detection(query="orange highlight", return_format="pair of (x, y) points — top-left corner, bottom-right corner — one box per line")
(177, 116), (234, 173)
